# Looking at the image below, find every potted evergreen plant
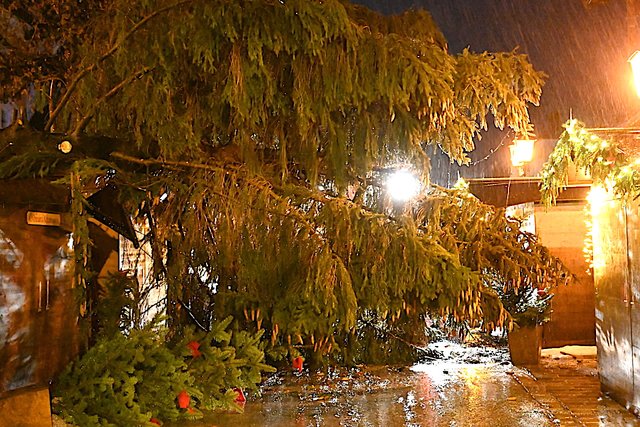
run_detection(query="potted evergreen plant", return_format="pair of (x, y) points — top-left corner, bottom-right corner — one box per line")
(500, 286), (553, 365)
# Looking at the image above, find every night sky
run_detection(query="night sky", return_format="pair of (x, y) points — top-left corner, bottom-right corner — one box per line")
(353, 0), (639, 134)
(352, 0), (639, 180)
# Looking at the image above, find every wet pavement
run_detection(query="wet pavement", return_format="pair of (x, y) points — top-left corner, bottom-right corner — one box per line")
(516, 349), (640, 426)
(165, 344), (640, 427)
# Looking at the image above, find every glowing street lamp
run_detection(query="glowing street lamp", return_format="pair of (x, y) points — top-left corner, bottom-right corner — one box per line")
(509, 138), (535, 167)
(629, 50), (640, 97)
(386, 169), (421, 202)
(509, 137), (536, 176)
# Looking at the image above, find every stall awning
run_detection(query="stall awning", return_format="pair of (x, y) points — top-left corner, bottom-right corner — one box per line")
(466, 177), (591, 208)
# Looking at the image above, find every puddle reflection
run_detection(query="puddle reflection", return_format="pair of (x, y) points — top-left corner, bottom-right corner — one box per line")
(166, 363), (553, 427)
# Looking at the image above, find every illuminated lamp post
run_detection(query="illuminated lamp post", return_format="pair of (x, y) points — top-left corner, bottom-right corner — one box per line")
(509, 137), (536, 176)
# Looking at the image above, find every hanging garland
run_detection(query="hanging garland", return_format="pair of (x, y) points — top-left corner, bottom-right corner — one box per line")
(540, 119), (636, 204)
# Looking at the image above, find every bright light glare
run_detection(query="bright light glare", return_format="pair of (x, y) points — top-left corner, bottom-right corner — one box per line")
(630, 50), (640, 97)
(587, 185), (608, 213)
(509, 139), (535, 167)
(386, 170), (421, 202)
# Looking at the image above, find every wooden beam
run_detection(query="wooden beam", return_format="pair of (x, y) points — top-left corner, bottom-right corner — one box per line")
(467, 178), (591, 208)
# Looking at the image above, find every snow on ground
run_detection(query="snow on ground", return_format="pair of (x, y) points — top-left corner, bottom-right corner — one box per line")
(542, 345), (597, 360)
(421, 339), (510, 365)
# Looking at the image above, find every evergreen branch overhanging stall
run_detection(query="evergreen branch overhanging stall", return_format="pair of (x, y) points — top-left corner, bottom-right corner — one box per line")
(0, 0), (567, 363)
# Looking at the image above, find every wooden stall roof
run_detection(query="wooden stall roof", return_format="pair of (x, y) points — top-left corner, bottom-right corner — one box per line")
(0, 179), (69, 211)
(86, 184), (139, 248)
(0, 178), (138, 245)
(467, 177), (591, 208)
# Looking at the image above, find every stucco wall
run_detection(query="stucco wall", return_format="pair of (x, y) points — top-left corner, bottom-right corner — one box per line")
(534, 202), (596, 347)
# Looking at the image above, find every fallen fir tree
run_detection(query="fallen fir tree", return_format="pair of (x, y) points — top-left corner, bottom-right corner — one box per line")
(1, 0), (568, 408)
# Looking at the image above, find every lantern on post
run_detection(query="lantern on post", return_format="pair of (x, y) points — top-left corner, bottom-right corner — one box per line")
(509, 137), (536, 176)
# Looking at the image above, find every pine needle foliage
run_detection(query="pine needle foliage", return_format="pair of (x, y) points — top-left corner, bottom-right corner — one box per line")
(53, 318), (273, 425)
(420, 184), (568, 294)
(111, 154), (568, 364)
(0, 0), (563, 365)
(540, 119), (634, 204)
(53, 325), (197, 426)
(136, 161), (478, 348)
(3, 0), (543, 179)
(172, 320), (275, 411)
(417, 183), (569, 330)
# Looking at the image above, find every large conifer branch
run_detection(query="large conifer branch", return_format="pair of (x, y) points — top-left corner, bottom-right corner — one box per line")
(111, 151), (341, 248)
(111, 152), (243, 172)
(0, 0), (565, 367)
(72, 67), (155, 137)
(111, 152), (390, 222)
(45, 0), (196, 132)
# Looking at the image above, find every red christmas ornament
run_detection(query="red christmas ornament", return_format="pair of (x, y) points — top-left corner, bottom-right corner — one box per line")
(292, 356), (304, 373)
(150, 418), (162, 426)
(233, 387), (246, 404)
(177, 390), (190, 409)
(186, 341), (202, 358)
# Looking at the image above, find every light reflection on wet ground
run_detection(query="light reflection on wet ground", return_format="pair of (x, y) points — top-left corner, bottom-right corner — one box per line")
(170, 361), (554, 427)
